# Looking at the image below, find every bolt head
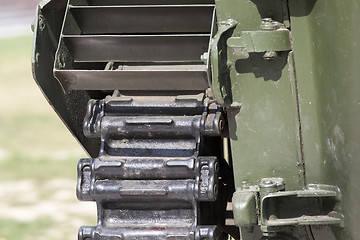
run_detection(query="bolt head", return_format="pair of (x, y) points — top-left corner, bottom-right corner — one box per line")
(201, 52), (209, 63)
(263, 51), (278, 60)
(262, 18), (272, 22)
(213, 184), (218, 196)
(260, 18), (280, 31)
(262, 179), (273, 185)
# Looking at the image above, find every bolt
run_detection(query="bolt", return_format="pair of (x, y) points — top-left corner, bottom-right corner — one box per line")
(213, 184), (218, 196)
(229, 102), (242, 111)
(260, 226), (277, 238)
(214, 161), (219, 173)
(241, 181), (250, 189)
(217, 119), (224, 132)
(260, 178), (285, 192)
(260, 18), (280, 31)
(260, 179), (277, 190)
(38, 15), (46, 31)
(262, 232), (277, 237)
(263, 51), (278, 61)
(35, 52), (40, 63)
(31, 20), (35, 32)
(269, 215), (278, 221)
(221, 86), (227, 97)
(201, 52), (209, 63)
(57, 54), (66, 68)
(206, 88), (215, 99)
(262, 179), (273, 185)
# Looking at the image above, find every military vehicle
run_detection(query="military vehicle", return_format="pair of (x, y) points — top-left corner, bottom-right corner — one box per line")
(32, 0), (360, 239)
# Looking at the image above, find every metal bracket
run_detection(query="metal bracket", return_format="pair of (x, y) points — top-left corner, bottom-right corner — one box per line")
(208, 18), (292, 106)
(209, 19), (238, 106)
(227, 29), (291, 59)
(227, 19), (291, 60)
(232, 178), (344, 236)
(261, 184), (344, 228)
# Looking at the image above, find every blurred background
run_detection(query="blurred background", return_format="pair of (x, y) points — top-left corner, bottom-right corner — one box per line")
(0, 1), (96, 239)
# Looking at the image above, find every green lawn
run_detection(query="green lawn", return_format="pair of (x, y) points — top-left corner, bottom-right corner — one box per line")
(0, 35), (85, 159)
(0, 35), (96, 240)
(0, 217), (55, 240)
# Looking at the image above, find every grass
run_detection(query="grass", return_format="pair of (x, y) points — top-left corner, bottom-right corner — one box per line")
(0, 35), (95, 239)
(0, 35), (33, 58)
(0, 154), (77, 181)
(0, 34), (85, 161)
(0, 217), (55, 240)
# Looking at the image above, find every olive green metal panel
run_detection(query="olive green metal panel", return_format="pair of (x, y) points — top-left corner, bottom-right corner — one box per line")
(226, 55), (304, 190)
(215, 0), (289, 32)
(289, 1), (360, 239)
(215, 0), (304, 190)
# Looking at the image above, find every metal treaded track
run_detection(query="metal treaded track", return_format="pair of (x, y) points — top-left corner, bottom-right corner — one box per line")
(76, 93), (224, 240)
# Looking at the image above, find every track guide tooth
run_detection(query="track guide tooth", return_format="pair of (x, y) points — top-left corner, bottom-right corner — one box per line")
(78, 157), (217, 179)
(78, 226), (220, 240)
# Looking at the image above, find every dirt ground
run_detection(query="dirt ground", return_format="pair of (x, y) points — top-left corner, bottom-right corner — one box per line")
(0, 179), (96, 239)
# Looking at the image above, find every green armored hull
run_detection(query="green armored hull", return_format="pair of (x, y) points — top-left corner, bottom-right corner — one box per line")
(32, 0), (360, 239)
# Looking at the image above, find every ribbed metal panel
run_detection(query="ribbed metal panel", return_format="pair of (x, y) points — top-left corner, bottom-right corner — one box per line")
(54, 0), (214, 91)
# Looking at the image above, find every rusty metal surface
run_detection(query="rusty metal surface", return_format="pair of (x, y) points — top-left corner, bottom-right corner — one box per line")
(77, 93), (230, 240)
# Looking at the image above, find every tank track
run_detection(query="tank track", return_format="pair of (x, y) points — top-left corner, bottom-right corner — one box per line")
(76, 92), (227, 240)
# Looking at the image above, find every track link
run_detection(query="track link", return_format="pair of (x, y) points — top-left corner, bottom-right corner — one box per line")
(77, 92), (226, 240)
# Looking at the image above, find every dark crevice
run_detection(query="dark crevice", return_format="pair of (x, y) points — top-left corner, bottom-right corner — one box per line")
(290, 49), (307, 187)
